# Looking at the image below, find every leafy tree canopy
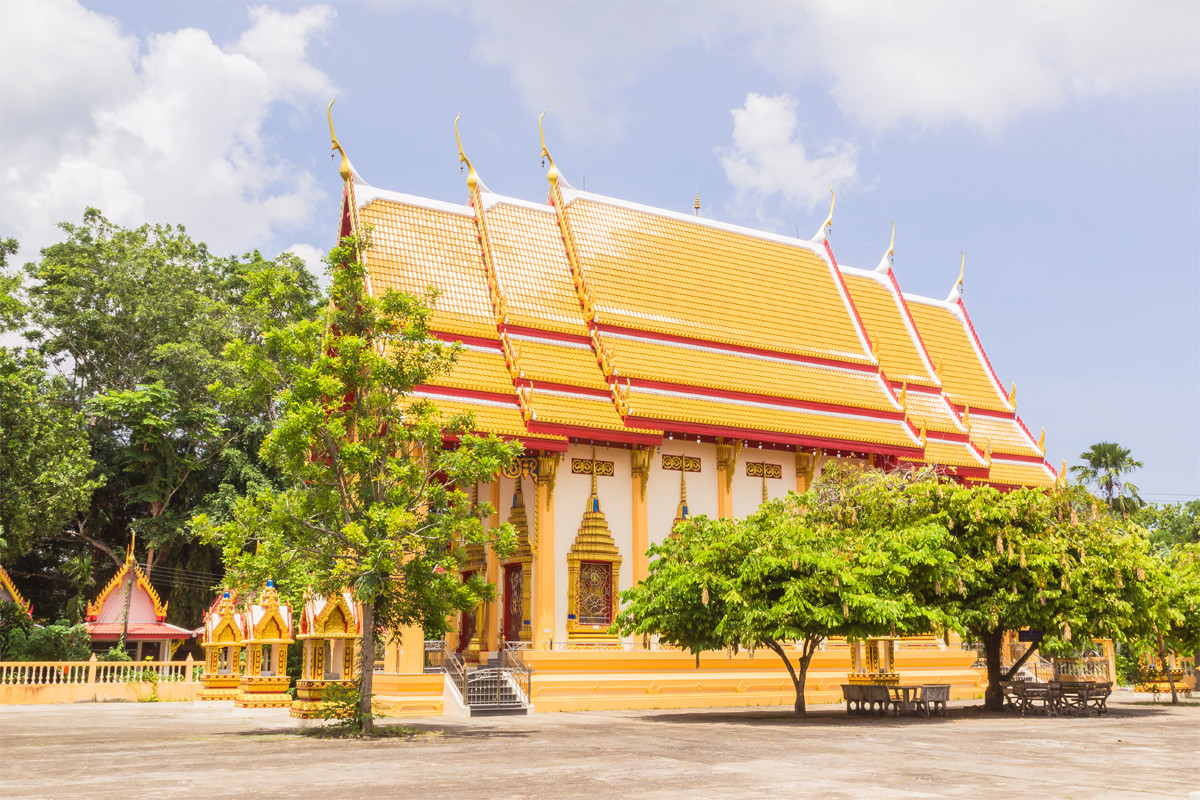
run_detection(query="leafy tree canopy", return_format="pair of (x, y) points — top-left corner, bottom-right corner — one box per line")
(199, 232), (522, 733)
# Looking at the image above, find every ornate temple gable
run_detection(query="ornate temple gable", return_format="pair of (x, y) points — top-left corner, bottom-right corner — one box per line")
(86, 550), (168, 623)
(903, 293), (1014, 414)
(839, 265), (940, 388)
(0, 565), (31, 616)
(243, 583), (293, 644)
(302, 592), (361, 638)
(556, 188), (876, 365)
(205, 591), (243, 645)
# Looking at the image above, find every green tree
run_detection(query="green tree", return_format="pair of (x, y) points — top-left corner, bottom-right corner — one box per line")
(1119, 541), (1200, 704)
(1135, 501), (1200, 553)
(0, 237), (25, 330)
(199, 232), (521, 733)
(3, 617), (91, 661)
(1070, 442), (1145, 513)
(616, 468), (956, 718)
(13, 209), (324, 626)
(0, 348), (104, 561)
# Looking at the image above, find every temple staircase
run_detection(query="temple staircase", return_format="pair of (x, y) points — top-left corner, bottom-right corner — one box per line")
(427, 642), (532, 716)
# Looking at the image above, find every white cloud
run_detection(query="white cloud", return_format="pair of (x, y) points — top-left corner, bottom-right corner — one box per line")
(752, 1), (1200, 132)
(283, 243), (328, 287)
(718, 93), (859, 219)
(0, 0), (336, 259)
(455, 1), (1199, 141)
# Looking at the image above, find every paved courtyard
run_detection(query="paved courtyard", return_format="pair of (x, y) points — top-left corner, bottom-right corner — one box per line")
(2, 695), (1198, 799)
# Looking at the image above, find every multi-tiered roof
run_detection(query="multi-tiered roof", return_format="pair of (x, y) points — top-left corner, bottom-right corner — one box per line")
(331, 110), (1056, 489)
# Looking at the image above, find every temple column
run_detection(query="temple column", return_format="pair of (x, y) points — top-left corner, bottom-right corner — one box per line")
(715, 438), (741, 519)
(484, 478), (501, 655)
(630, 447), (653, 584)
(532, 453), (560, 648)
(386, 625), (425, 673)
(796, 451), (816, 494)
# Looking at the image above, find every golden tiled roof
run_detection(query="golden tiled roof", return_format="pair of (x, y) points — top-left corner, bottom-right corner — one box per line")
(482, 201), (590, 336)
(562, 197), (870, 361)
(984, 460), (1057, 488)
(604, 334), (896, 412)
(512, 338), (610, 391)
(906, 298), (1010, 412)
(527, 390), (641, 433)
(429, 346), (514, 396)
(840, 271), (937, 386)
(966, 413), (1042, 458)
(626, 390), (918, 450)
(903, 389), (965, 435)
(413, 394), (558, 442)
(922, 439), (986, 469)
(360, 199), (498, 341)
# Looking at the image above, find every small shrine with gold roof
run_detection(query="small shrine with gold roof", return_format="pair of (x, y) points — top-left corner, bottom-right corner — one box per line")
(323, 102), (1062, 710)
(84, 537), (192, 660)
(200, 591), (244, 700)
(235, 581), (294, 708)
(291, 591), (362, 719)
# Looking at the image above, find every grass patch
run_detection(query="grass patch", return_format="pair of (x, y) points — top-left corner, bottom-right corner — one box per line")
(298, 723), (436, 740)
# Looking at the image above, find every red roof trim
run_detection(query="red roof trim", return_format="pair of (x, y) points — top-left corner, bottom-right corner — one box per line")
(623, 416), (924, 459)
(444, 433), (569, 452)
(527, 420), (661, 446)
(416, 385), (517, 405)
(622, 376), (905, 422)
(517, 379), (610, 399)
(431, 331), (503, 350)
(593, 323), (878, 373)
(504, 324), (593, 346)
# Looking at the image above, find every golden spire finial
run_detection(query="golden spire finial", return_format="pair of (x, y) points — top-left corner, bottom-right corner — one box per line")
(1008, 382), (1017, 407)
(888, 220), (895, 261)
(899, 381), (907, 412)
(327, 98), (351, 183)
(680, 468), (688, 505)
(962, 404), (971, 430)
(591, 456), (598, 500)
(870, 333), (880, 358)
(694, 192), (701, 215)
(919, 421), (927, 447)
(1038, 428), (1046, 453)
(984, 442), (992, 465)
(957, 251), (965, 290)
(539, 110), (559, 185)
(127, 530), (136, 563)
(1059, 459), (1067, 485)
(455, 113), (479, 190)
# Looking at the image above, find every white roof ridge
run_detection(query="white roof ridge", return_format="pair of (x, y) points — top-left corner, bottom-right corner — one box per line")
(560, 186), (825, 255)
(480, 191), (555, 215)
(356, 185), (474, 218)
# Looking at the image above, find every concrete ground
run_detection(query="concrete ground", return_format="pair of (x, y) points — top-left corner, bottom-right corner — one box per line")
(2, 695), (1198, 800)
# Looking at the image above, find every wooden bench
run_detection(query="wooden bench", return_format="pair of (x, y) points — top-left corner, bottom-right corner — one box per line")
(864, 684), (893, 716)
(1010, 681), (1060, 717)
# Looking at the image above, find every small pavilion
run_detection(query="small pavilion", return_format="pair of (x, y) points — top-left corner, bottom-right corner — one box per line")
(84, 543), (191, 660)
(291, 591), (361, 719)
(235, 581), (294, 708)
(199, 591), (244, 700)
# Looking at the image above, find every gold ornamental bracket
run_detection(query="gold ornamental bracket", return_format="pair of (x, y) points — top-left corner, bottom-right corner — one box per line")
(874, 220), (895, 273)
(946, 252), (965, 302)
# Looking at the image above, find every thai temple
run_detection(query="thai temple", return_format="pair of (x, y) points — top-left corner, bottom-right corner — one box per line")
(0, 565), (32, 618)
(325, 106), (1060, 712)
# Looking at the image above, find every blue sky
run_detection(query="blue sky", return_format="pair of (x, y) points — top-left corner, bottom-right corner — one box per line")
(2, 1), (1197, 499)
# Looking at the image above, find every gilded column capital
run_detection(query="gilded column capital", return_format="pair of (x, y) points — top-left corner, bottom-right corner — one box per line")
(535, 452), (561, 494)
(630, 446), (654, 501)
(715, 437), (742, 494)
(796, 452), (816, 477)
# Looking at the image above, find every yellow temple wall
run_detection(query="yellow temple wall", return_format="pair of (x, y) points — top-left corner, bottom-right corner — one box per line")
(371, 673), (447, 717)
(521, 645), (984, 713)
(732, 447), (796, 518)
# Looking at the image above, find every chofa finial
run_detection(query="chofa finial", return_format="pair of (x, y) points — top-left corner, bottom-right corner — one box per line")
(327, 98), (351, 183)
(812, 188), (835, 242)
(946, 251), (965, 302)
(455, 114), (483, 191)
(875, 220), (895, 272)
(539, 109), (560, 185)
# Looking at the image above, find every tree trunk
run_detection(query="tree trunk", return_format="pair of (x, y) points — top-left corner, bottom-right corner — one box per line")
(1157, 633), (1178, 705)
(119, 572), (134, 651)
(1002, 640), (1040, 681)
(359, 601), (375, 733)
(765, 639), (810, 718)
(982, 628), (1006, 712)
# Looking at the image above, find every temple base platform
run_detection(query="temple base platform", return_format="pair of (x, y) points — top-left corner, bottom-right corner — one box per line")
(289, 678), (356, 719)
(198, 676), (240, 701)
(235, 676), (293, 708)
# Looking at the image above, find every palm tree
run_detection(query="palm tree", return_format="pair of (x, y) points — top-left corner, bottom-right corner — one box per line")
(1070, 442), (1145, 513)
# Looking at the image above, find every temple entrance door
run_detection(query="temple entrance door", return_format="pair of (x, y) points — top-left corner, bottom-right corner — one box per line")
(457, 571), (476, 656)
(503, 564), (523, 643)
